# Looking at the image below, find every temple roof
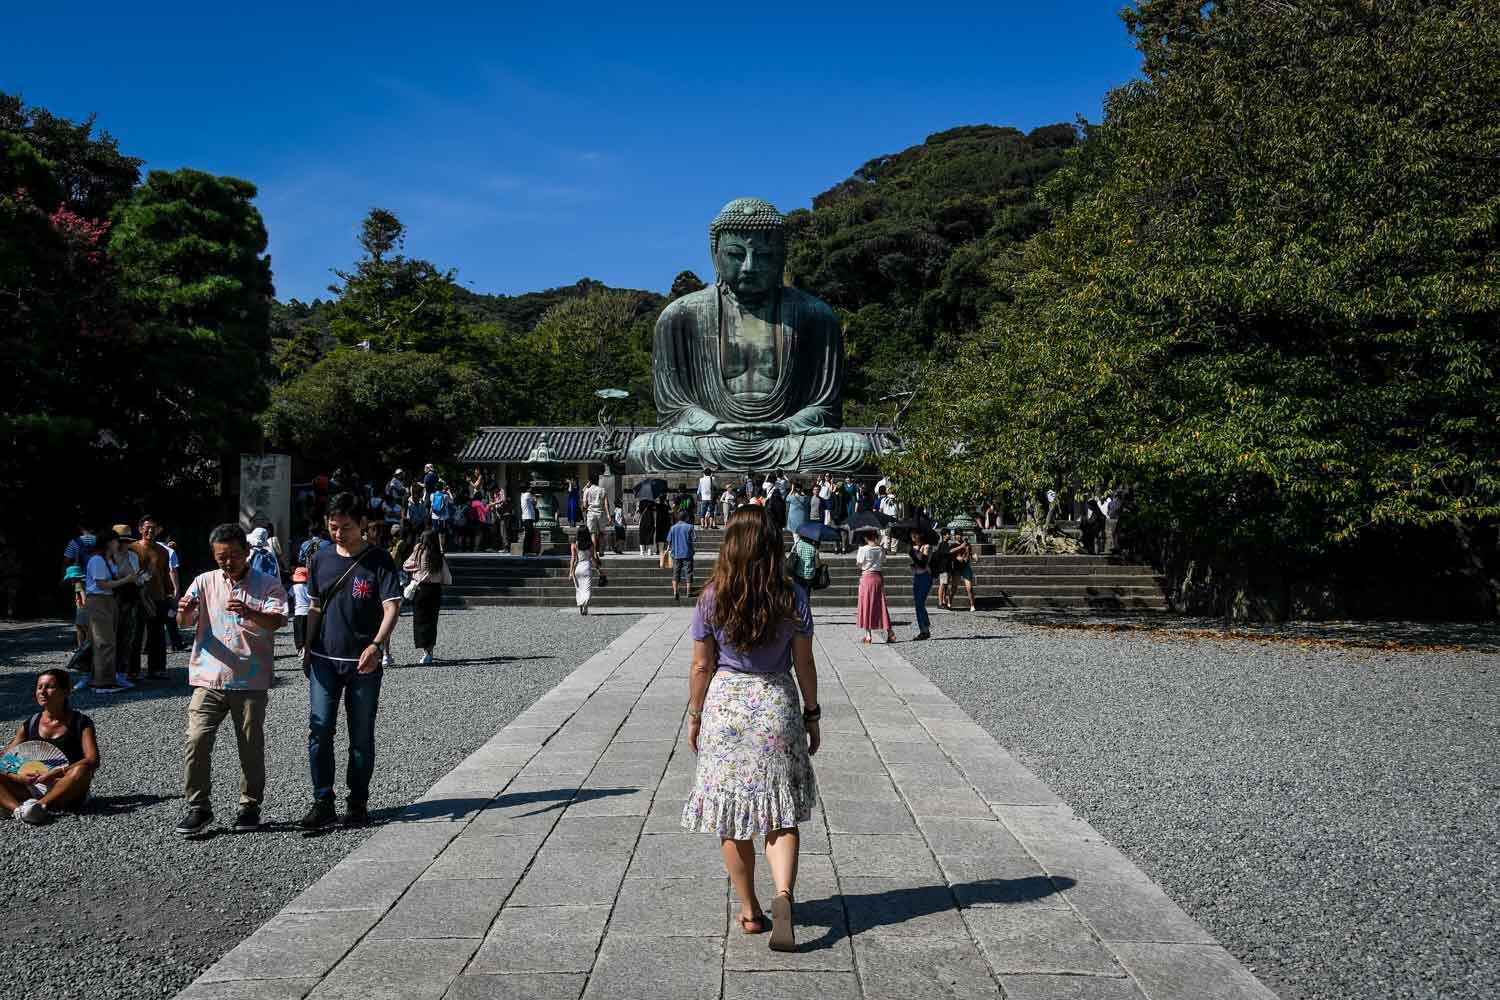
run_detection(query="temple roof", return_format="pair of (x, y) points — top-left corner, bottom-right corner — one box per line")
(459, 426), (898, 464)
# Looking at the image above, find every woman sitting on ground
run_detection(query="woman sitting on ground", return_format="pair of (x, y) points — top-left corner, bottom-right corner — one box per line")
(0, 668), (100, 824)
(683, 506), (821, 953)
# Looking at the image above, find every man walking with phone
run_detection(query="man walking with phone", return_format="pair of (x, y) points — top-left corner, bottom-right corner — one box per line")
(299, 493), (402, 829)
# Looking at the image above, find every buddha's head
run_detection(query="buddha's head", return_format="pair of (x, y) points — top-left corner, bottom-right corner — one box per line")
(709, 198), (786, 303)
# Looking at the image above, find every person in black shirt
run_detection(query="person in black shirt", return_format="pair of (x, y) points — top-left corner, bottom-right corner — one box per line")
(299, 493), (402, 829)
(1, 668), (99, 824)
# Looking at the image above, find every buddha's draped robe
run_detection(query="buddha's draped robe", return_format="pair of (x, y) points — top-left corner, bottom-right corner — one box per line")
(626, 284), (873, 473)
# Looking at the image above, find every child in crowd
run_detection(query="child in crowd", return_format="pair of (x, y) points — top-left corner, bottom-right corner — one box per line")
(290, 566), (311, 655)
(612, 504), (625, 555)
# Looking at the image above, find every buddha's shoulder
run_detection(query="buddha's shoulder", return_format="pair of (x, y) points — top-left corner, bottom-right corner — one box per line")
(658, 288), (715, 323)
(781, 286), (838, 325)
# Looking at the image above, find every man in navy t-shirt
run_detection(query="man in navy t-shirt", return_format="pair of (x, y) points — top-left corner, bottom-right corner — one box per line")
(299, 493), (402, 829)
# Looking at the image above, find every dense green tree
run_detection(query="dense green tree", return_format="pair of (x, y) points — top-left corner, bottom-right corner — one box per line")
(261, 350), (494, 473)
(668, 269), (705, 301)
(324, 208), (469, 353)
(0, 92), (141, 218)
(890, 0), (1500, 611)
(785, 123), (1078, 422)
(519, 288), (658, 426)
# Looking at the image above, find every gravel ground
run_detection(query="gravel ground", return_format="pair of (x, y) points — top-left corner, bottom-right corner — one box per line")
(0, 606), (635, 1000)
(894, 610), (1500, 1000)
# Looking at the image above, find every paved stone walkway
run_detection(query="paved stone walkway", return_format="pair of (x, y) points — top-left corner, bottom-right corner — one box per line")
(176, 611), (1279, 1000)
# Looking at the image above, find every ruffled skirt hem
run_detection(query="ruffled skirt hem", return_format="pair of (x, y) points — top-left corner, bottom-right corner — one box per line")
(680, 783), (817, 839)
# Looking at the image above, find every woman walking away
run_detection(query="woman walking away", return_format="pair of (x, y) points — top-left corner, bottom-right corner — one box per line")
(0, 668), (100, 824)
(638, 500), (657, 557)
(909, 530), (933, 640)
(855, 529), (897, 645)
(570, 521), (599, 614)
(683, 507), (821, 953)
(403, 529), (451, 665)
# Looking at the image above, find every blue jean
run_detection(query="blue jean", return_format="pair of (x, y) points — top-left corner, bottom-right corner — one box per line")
(307, 657), (382, 805)
(913, 573), (932, 635)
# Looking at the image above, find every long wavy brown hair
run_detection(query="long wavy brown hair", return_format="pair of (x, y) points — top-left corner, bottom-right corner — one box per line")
(704, 505), (798, 649)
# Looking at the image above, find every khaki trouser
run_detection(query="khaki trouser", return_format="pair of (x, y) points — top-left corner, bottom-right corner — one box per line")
(84, 594), (118, 686)
(184, 687), (268, 809)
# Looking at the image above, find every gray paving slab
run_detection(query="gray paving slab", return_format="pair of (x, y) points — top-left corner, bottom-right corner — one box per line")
(308, 938), (474, 999)
(722, 972), (861, 1000)
(999, 975), (1146, 1000)
(1110, 943), (1279, 1000)
(966, 906), (1123, 976)
(612, 876), (728, 936)
(583, 936), (723, 1000)
(197, 910), (382, 982)
(852, 934), (1000, 1000)
(467, 905), (611, 974)
(178, 611), (1278, 1000)
(442, 974), (586, 1000)
(367, 879), (508, 939)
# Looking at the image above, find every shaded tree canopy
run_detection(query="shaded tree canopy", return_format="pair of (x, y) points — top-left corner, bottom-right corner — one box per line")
(888, 0), (1500, 578)
(785, 122), (1079, 423)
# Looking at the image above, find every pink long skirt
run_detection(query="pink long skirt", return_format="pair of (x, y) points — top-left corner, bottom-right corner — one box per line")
(857, 571), (892, 631)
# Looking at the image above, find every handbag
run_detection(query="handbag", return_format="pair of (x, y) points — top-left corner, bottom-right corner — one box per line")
(659, 548), (671, 570)
(812, 564), (832, 591)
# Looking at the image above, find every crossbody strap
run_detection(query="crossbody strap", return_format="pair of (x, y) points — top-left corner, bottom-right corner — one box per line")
(313, 547), (374, 648)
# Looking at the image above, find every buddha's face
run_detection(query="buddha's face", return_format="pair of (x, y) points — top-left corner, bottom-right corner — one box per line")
(715, 231), (784, 301)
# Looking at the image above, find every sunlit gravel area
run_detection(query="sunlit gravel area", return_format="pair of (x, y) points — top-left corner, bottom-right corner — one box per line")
(894, 610), (1500, 1000)
(0, 606), (636, 1000)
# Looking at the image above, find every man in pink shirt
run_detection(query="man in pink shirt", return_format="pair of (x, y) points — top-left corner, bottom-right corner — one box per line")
(174, 523), (288, 837)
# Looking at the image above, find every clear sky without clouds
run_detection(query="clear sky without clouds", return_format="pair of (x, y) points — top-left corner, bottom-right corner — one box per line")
(4, 3), (1143, 303)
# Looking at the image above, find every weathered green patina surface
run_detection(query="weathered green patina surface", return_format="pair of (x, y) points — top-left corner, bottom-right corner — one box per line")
(626, 198), (873, 474)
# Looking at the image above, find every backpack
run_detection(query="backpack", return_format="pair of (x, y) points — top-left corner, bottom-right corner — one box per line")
(929, 541), (952, 575)
(430, 491), (448, 516)
(249, 545), (280, 579)
(298, 537), (323, 566)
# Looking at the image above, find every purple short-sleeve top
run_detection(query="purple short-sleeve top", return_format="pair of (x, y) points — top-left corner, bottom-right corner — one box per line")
(691, 586), (814, 674)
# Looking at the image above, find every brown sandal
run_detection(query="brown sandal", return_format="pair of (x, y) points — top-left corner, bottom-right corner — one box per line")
(769, 891), (795, 952)
(738, 912), (768, 935)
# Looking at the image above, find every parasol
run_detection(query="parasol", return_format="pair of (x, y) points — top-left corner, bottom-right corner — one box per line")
(795, 522), (842, 544)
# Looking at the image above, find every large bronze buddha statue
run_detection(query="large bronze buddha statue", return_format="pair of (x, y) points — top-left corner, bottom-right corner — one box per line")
(626, 198), (874, 474)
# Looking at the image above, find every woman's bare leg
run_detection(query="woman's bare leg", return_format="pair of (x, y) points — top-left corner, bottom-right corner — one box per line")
(765, 827), (800, 897)
(38, 767), (92, 810)
(0, 774), (31, 811)
(721, 838), (762, 924)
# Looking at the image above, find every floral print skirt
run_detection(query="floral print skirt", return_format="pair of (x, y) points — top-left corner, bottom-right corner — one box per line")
(682, 669), (818, 839)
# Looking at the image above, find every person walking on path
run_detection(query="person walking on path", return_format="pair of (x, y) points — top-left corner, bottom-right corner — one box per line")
(655, 496), (672, 562)
(909, 531), (934, 641)
(403, 528), (451, 664)
(81, 529), (142, 693)
(583, 475), (608, 557)
(787, 530), (820, 606)
(569, 519), (599, 615)
(667, 510), (697, 604)
(290, 567), (311, 655)
(519, 487), (539, 556)
(0, 668), (100, 825)
(130, 515), (172, 681)
(945, 530), (977, 611)
(682, 506), (821, 953)
(854, 529), (897, 644)
(300, 493), (402, 829)
(174, 523), (288, 837)
(565, 477), (581, 527)
(697, 469), (716, 528)
(637, 500), (657, 557)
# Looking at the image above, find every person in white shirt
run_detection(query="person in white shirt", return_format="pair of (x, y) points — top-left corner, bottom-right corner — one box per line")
(697, 470), (716, 528)
(854, 530), (896, 645)
(520, 489), (539, 556)
(719, 486), (736, 525)
(583, 476), (608, 555)
(818, 476), (834, 525)
(1104, 492), (1122, 553)
(774, 473), (789, 497)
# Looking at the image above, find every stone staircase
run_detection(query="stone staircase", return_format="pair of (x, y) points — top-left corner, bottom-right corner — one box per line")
(444, 550), (1170, 611)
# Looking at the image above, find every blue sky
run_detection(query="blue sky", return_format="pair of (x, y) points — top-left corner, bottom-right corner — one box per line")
(4, 3), (1142, 303)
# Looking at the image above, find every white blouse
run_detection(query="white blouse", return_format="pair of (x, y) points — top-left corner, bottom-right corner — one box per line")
(855, 544), (885, 573)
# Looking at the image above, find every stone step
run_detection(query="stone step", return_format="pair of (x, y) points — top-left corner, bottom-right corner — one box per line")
(449, 576), (1166, 593)
(448, 593), (1169, 609)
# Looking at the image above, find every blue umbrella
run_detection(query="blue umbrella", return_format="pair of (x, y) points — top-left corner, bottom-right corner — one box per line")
(796, 522), (842, 544)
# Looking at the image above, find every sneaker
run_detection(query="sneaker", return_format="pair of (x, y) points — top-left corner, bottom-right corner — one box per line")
(342, 802), (370, 827)
(72, 676), (90, 693)
(18, 799), (49, 826)
(419, 652), (434, 666)
(297, 799), (337, 831)
(914, 632), (931, 641)
(116, 675), (136, 690)
(174, 807), (214, 837)
(381, 651), (396, 668)
(232, 805), (261, 833)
